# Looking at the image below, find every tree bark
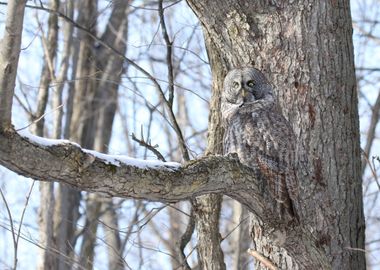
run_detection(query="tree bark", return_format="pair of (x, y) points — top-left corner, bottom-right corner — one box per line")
(187, 0), (365, 269)
(193, 194), (225, 270)
(191, 23), (227, 270)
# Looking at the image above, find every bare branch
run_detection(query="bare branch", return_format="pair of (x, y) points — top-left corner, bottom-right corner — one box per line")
(178, 205), (195, 270)
(158, 0), (175, 107)
(131, 132), (166, 162)
(361, 90), (380, 176)
(0, 188), (18, 268)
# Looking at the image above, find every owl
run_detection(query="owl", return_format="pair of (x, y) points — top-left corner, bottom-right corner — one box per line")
(221, 67), (298, 218)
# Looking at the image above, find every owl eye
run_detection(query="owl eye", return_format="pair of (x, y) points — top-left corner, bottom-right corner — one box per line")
(232, 81), (240, 89)
(247, 80), (255, 87)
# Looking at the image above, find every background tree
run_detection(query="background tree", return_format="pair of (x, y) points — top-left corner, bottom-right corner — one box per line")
(1, 0), (379, 269)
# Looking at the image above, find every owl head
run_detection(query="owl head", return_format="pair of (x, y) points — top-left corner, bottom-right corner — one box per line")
(222, 67), (274, 106)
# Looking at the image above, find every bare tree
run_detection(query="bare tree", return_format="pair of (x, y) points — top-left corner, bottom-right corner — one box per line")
(0, 0), (369, 269)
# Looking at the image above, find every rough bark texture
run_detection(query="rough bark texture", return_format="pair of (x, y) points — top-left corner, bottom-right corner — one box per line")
(186, 0), (365, 269)
(193, 194), (225, 270)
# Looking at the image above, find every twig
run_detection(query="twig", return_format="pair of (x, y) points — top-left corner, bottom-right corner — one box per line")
(157, 3), (193, 266)
(156, 0), (190, 161)
(129, 0), (182, 12)
(16, 103), (64, 132)
(356, 67), (380, 72)
(15, 181), (36, 269)
(247, 249), (278, 270)
(0, 223), (90, 270)
(362, 150), (380, 191)
(158, 0), (175, 107)
(361, 90), (380, 176)
(0, 188), (17, 269)
(221, 215), (249, 241)
(10, 1), (163, 97)
(131, 130), (166, 162)
(344, 247), (368, 253)
(14, 93), (33, 117)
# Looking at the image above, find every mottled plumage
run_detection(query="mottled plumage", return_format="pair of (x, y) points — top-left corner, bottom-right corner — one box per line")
(221, 67), (298, 217)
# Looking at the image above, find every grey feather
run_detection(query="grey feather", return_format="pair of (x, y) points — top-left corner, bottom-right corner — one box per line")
(221, 67), (298, 217)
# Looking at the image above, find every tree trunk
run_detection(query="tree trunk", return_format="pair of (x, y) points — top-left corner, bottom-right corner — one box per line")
(54, 1), (97, 268)
(0, 0), (26, 131)
(77, 1), (130, 268)
(187, 0), (365, 269)
(35, 1), (59, 269)
(229, 201), (251, 270)
(101, 200), (124, 270)
(193, 195), (225, 270)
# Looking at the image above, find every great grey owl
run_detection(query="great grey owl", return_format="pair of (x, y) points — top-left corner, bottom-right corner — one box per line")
(221, 67), (298, 217)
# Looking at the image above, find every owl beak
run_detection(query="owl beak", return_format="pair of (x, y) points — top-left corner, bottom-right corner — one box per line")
(240, 89), (247, 104)
(241, 88), (248, 98)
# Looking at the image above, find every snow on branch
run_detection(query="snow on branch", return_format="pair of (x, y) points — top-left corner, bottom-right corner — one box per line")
(0, 129), (255, 204)
(18, 129), (180, 170)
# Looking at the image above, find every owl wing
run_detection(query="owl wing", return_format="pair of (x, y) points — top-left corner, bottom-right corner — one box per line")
(243, 110), (299, 213)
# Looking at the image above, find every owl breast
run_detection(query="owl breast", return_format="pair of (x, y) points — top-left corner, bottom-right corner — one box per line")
(223, 111), (259, 163)
(223, 106), (298, 217)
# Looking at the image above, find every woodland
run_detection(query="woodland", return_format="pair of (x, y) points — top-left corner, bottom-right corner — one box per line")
(0, 0), (379, 269)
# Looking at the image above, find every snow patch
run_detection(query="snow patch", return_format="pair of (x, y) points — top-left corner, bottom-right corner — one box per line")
(18, 129), (181, 170)
(18, 129), (80, 147)
(83, 149), (181, 170)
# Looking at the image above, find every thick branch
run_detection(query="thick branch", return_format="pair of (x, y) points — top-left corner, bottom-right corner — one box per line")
(0, 129), (249, 202)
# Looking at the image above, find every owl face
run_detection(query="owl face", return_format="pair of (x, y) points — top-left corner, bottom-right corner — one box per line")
(223, 67), (272, 105)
